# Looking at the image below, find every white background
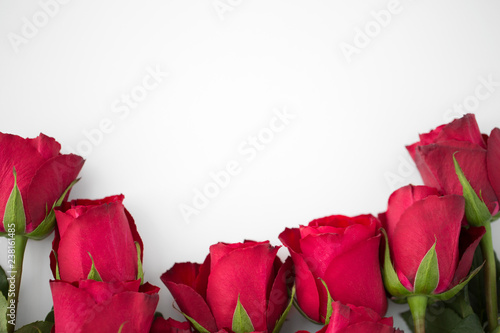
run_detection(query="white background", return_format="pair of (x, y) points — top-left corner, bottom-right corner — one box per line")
(1, 0), (500, 331)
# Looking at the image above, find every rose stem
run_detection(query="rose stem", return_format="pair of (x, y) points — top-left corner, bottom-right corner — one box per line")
(407, 295), (427, 333)
(480, 221), (498, 332)
(6, 235), (28, 333)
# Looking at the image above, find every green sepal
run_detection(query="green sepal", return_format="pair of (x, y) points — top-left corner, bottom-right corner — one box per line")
(272, 284), (296, 333)
(13, 321), (54, 333)
(3, 168), (26, 234)
(430, 265), (483, 302)
(87, 253), (103, 282)
(414, 241), (439, 295)
(182, 312), (210, 333)
(26, 178), (80, 240)
(135, 242), (144, 284)
(51, 250), (61, 280)
(44, 307), (54, 323)
(380, 229), (412, 298)
(319, 279), (333, 324)
(232, 295), (255, 333)
(117, 322), (127, 333)
(492, 212), (500, 223)
(454, 155), (491, 227)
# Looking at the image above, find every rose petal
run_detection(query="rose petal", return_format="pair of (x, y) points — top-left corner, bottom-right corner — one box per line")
(267, 257), (293, 332)
(487, 128), (500, 201)
(451, 226), (486, 288)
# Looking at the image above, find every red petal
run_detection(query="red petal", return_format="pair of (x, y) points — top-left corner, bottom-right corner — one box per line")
(267, 257), (293, 332)
(452, 226), (485, 287)
(487, 128), (500, 201)
(150, 317), (192, 333)
(392, 195), (464, 292)
(279, 227), (302, 253)
(435, 114), (486, 148)
(206, 242), (278, 331)
(338, 322), (400, 333)
(323, 235), (387, 316)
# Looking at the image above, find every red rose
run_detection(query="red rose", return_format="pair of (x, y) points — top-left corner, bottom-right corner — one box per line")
(161, 241), (293, 333)
(150, 317), (193, 333)
(51, 195), (143, 282)
(380, 185), (484, 294)
(0, 132), (84, 234)
(279, 214), (387, 323)
(296, 301), (403, 333)
(407, 114), (500, 214)
(50, 279), (159, 333)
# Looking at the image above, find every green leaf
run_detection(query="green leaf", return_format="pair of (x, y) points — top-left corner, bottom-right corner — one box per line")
(26, 178), (80, 240)
(44, 308), (54, 323)
(232, 296), (255, 333)
(0, 293), (8, 333)
(0, 265), (8, 300)
(182, 312), (210, 333)
(272, 284), (296, 333)
(87, 253), (103, 282)
(14, 321), (54, 333)
(3, 168), (26, 234)
(454, 155), (491, 227)
(414, 242), (439, 295)
(319, 279), (333, 324)
(135, 242), (144, 284)
(431, 265), (483, 302)
(380, 228), (412, 298)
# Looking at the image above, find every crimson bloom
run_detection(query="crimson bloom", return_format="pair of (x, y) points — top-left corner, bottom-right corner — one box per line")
(50, 279), (159, 333)
(279, 215), (387, 323)
(380, 185), (485, 296)
(407, 113), (500, 214)
(161, 241), (293, 333)
(51, 195), (142, 282)
(150, 317), (193, 333)
(0, 132), (84, 235)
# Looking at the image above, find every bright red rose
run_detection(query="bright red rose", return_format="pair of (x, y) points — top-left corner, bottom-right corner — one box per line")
(51, 195), (142, 282)
(296, 301), (403, 333)
(379, 185), (485, 294)
(407, 114), (500, 214)
(279, 214), (387, 323)
(0, 132), (84, 234)
(149, 317), (193, 333)
(161, 241), (293, 333)
(50, 279), (159, 333)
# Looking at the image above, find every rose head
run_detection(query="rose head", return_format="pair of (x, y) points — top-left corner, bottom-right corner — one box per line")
(150, 317), (193, 333)
(380, 185), (485, 297)
(51, 195), (143, 282)
(279, 214), (387, 323)
(50, 279), (159, 333)
(0, 133), (84, 235)
(161, 241), (293, 333)
(407, 114), (500, 214)
(296, 301), (403, 333)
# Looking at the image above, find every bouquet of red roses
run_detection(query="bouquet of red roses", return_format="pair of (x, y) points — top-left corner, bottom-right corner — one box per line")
(1, 113), (499, 333)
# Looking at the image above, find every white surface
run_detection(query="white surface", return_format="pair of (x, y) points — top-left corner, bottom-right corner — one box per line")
(1, 0), (500, 331)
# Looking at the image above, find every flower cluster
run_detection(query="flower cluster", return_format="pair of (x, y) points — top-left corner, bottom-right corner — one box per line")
(1, 113), (499, 333)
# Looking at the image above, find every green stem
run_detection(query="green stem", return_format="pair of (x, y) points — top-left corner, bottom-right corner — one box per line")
(408, 295), (427, 333)
(6, 235), (28, 333)
(480, 222), (498, 332)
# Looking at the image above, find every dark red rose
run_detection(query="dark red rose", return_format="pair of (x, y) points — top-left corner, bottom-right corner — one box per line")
(279, 215), (387, 323)
(0, 132), (84, 234)
(50, 279), (159, 333)
(296, 301), (403, 333)
(51, 195), (143, 282)
(407, 114), (500, 214)
(161, 241), (293, 333)
(380, 185), (484, 294)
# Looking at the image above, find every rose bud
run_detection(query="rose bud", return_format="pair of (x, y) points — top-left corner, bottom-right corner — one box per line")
(50, 279), (159, 333)
(296, 301), (403, 333)
(51, 195), (143, 283)
(161, 241), (293, 333)
(407, 113), (500, 216)
(279, 215), (387, 323)
(0, 132), (84, 238)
